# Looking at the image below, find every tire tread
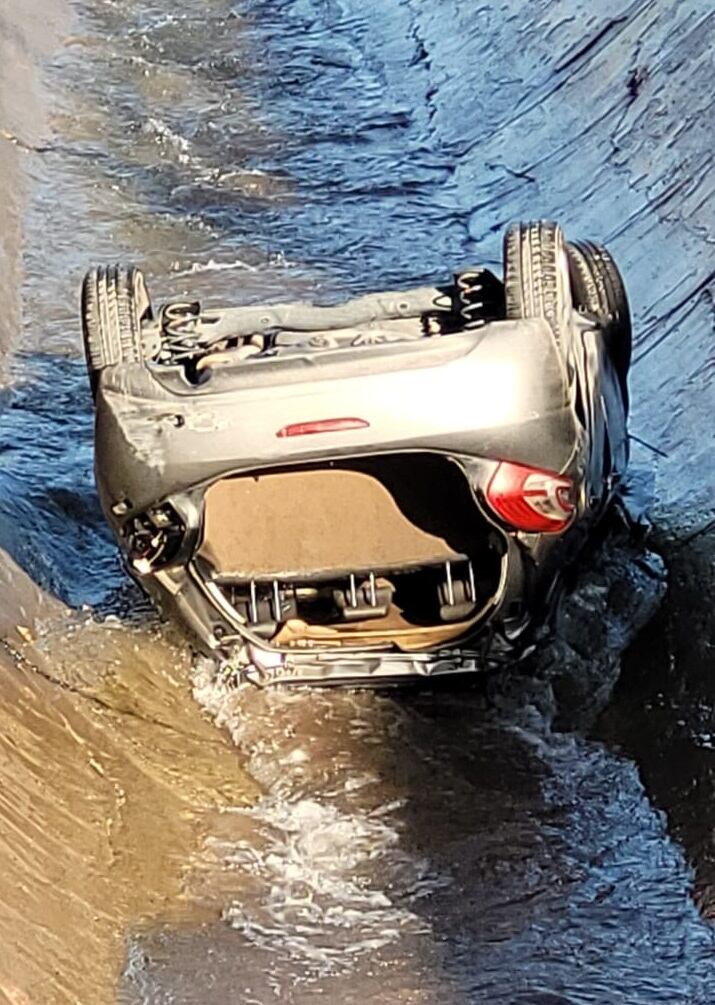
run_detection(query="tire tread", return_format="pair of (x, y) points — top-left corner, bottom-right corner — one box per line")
(566, 239), (631, 407)
(504, 220), (572, 345)
(81, 265), (149, 394)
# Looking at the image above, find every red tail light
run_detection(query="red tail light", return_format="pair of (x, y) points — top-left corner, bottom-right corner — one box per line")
(485, 461), (575, 533)
(276, 417), (369, 438)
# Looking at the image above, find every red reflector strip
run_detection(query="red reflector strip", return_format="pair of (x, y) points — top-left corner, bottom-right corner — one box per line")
(276, 417), (370, 438)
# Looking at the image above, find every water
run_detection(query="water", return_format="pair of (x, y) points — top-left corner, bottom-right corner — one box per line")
(0, 0), (713, 1002)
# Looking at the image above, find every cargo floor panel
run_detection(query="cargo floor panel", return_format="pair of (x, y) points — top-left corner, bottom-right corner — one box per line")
(197, 454), (504, 650)
(199, 455), (489, 579)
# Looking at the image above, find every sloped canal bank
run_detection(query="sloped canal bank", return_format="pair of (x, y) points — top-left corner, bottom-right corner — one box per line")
(0, 0), (713, 1002)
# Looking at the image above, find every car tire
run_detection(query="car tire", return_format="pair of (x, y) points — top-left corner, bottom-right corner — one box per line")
(81, 265), (153, 395)
(566, 240), (632, 410)
(503, 220), (573, 346)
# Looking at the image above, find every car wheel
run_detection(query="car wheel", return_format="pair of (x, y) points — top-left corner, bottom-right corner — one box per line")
(503, 220), (573, 347)
(566, 240), (632, 410)
(81, 265), (153, 395)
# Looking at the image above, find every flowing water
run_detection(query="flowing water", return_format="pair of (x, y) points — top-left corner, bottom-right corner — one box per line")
(0, 1), (713, 1002)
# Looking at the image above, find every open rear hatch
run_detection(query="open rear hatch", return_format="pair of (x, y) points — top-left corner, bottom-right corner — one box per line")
(195, 454), (506, 652)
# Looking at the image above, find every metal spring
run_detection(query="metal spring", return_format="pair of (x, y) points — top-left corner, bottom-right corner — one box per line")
(456, 270), (487, 329)
(159, 301), (209, 362)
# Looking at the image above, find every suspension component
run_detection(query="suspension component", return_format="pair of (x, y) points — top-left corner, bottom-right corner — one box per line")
(157, 300), (205, 364)
(454, 267), (506, 329)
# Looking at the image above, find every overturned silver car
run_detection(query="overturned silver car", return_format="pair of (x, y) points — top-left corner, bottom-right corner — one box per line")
(80, 221), (631, 685)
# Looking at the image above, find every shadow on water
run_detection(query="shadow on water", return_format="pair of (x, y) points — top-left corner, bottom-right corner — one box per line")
(596, 528), (715, 920)
(0, 354), (122, 605)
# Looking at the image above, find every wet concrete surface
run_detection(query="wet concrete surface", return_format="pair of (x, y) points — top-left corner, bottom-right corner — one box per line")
(0, 590), (259, 1005)
(0, 0), (713, 1002)
(0, 0), (66, 360)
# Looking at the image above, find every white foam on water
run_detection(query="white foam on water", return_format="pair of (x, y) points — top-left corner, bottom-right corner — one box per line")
(191, 660), (448, 973)
(221, 796), (429, 965)
(146, 116), (192, 165)
(175, 257), (258, 275)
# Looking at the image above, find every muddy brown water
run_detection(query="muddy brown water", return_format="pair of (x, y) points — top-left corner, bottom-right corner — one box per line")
(0, 1), (713, 1003)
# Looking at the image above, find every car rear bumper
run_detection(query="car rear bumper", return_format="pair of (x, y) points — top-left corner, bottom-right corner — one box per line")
(93, 317), (575, 520)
